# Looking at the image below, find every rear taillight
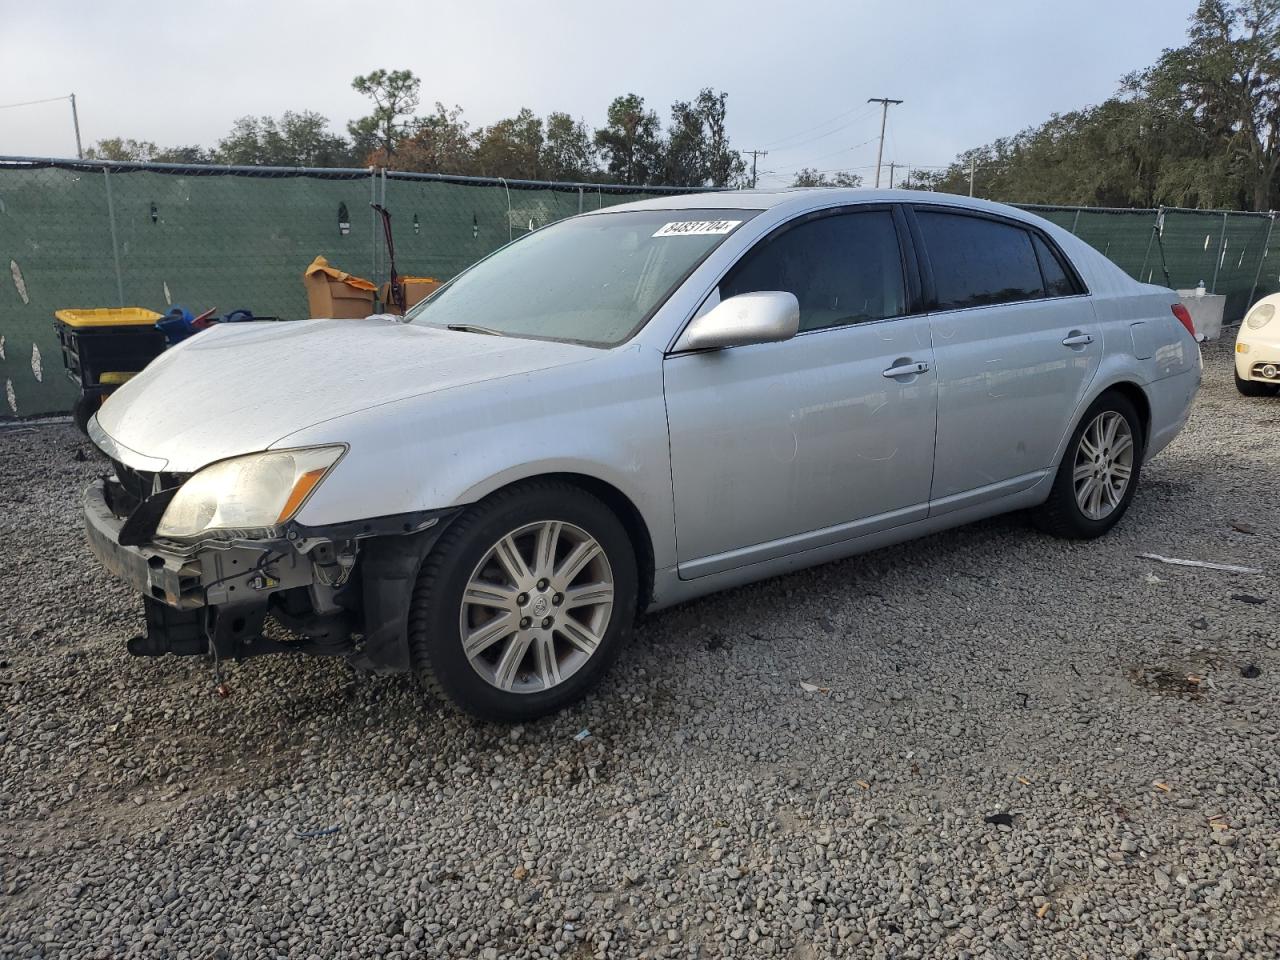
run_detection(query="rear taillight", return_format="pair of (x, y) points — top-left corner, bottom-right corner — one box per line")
(1172, 303), (1196, 339)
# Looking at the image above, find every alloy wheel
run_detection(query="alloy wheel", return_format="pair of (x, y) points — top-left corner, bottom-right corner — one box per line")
(1072, 410), (1135, 521)
(458, 520), (615, 694)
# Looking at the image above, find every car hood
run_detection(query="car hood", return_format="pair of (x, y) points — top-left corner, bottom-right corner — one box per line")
(94, 318), (599, 472)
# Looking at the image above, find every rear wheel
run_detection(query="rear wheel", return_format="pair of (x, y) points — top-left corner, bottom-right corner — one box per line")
(408, 480), (637, 721)
(1034, 392), (1143, 539)
(1235, 368), (1279, 397)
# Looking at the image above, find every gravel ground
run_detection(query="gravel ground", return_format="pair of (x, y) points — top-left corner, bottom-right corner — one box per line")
(1, 337), (1277, 960)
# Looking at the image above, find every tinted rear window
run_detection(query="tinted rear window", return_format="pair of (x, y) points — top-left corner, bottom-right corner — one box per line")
(1032, 233), (1079, 297)
(917, 211), (1044, 310)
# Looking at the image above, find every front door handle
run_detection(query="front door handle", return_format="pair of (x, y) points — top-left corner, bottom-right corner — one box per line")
(1062, 333), (1094, 346)
(882, 360), (930, 379)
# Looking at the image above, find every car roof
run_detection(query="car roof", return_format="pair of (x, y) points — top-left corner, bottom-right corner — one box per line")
(591, 187), (1054, 225)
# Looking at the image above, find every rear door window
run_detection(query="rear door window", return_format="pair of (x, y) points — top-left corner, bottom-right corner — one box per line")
(916, 210), (1045, 310)
(720, 210), (906, 332)
(1032, 233), (1080, 297)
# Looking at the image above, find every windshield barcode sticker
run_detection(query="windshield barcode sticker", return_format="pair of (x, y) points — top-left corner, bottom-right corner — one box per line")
(653, 219), (743, 238)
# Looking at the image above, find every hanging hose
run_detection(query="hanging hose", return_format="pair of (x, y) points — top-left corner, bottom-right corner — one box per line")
(371, 203), (403, 312)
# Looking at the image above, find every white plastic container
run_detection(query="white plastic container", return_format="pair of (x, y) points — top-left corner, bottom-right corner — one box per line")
(1176, 290), (1226, 341)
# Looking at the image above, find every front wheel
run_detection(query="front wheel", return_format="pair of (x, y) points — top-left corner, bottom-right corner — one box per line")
(407, 480), (638, 722)
(1034, 392), (1143, 539)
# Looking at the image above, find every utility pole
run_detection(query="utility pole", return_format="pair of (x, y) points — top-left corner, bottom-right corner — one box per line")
(70, 93), (83, 159)
(888, 162), (897, 189)
(968, 156), (976, 197)
(867, 97), (902, 188)
(747, 149), (768, 189)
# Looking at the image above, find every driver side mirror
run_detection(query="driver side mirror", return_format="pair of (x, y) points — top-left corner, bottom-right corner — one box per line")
(676, 291), (800, 351)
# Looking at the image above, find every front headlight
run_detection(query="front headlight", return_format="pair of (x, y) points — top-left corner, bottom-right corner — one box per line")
(1246, 303), (1275, 330)
(156, 446), (345, 540)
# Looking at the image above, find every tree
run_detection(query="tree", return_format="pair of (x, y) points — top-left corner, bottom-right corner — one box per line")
(594, 94), (664, 185)
(662, 89), (746, 187)
(153, 145), (214, 164)
(472, 108), (545, 179)
(791, 168), (863, 188)
(541, 112), (597, 181)
(84, 138), (213, 163)
(1141, 0), (1280, 210)
(350, 69), (421, 161)
(85, 138), (159, 161)
(390, 103), (475, 173)
(216, 111), (353, 167)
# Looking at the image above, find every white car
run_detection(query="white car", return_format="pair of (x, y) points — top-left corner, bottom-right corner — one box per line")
(1235, 292), (1280, 396)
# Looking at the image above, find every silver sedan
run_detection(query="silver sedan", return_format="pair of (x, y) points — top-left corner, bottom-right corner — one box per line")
(84, 189), (1201, 720)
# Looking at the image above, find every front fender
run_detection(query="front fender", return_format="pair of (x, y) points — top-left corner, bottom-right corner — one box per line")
(276, 346), (678, 570)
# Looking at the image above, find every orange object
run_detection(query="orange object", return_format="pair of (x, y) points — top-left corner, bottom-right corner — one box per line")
(276, 468), (328, 523)
(303, 256), (376, 319)
(380, 276), (442, 315)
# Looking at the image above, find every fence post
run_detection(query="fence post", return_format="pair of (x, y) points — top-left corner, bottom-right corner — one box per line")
(1070, 209), (1081, 235)
(1247, 212), (1276, 309)
(379, 168), (388, 288)
(578, 187), (583, 215)
(1211, 211), (1228, 294)
(369, 167), (379, 288)
(1139, 209), (1158, 282)
(102, 166), (124, 307)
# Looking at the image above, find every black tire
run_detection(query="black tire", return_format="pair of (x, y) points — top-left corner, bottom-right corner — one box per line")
(1235, 368), (1280, 397)
(72, 393), (97, 435)
(407, 480), (638, 722)
(1034, 391), (1144, 540)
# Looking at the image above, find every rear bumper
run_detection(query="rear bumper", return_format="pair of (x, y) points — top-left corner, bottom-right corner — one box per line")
(1145, 366), (1200, 462)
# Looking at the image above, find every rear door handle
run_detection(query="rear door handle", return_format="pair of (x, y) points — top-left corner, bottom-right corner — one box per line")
(882, 360), (930, 379)
(1062, 333), (1094, 346)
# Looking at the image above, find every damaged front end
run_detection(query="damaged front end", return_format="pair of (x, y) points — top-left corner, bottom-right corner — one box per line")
(83, 450), (452, 673)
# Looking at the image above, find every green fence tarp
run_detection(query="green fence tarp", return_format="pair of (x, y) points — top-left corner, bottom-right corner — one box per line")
(1, 159), (1276, 416)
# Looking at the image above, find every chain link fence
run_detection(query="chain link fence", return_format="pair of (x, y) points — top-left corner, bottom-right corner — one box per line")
(1018, 204), (1278, 322)
(0, 157), (703, 416)
(1, 156), (1277, 417)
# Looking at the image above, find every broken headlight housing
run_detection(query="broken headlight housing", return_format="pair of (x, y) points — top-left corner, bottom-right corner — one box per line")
(156, 446), (346, 540)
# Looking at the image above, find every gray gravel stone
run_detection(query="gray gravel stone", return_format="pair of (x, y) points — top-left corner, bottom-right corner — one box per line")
(1, 338), (1278, 958)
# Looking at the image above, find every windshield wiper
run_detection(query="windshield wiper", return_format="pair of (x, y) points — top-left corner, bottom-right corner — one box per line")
(445, 323), (508, 337)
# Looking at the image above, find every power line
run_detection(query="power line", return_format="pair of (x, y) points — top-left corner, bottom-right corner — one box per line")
(0, 94), (71, 111)
(761, 103), (878, 150)
(746, 149), (769, 188)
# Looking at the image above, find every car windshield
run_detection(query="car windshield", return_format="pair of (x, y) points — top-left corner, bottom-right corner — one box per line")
(406, 208), (758, 346)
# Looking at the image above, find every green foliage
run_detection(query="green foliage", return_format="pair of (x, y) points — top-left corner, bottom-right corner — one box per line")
(215, 111), (353, 167)
(664, 89), (746, 188)
(84, 138), (160, 161)
(541, 113), (597, 181)
(473, 108), (545, 179)
(791, 168), (863, 188)
(594, 94), (665, 185)
(350, 68), (422, 161)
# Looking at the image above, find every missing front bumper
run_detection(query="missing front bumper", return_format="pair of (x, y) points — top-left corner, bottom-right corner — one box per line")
(82, 479), (454, 670)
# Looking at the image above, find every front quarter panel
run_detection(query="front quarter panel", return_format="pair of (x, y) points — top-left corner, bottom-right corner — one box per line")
(273, 343), (678, 570)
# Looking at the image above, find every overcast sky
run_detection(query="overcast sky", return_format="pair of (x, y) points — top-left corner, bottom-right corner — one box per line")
(1, 0), (1197, 187)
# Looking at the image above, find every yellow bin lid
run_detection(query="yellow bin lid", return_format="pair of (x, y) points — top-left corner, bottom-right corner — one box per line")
(55, 307), (164, 328)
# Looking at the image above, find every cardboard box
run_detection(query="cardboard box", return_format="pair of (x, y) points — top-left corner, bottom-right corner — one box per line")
(380, 277), (442, 315)
(303, 256), (376, 319)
